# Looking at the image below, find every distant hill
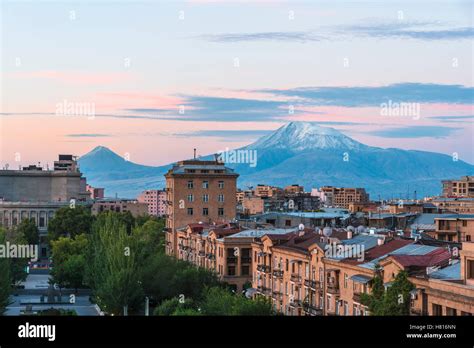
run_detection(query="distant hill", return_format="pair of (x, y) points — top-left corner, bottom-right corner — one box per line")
(78, 122), (474, 199)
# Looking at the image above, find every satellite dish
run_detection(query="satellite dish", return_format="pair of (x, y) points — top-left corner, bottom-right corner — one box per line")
(323, 227), (333, 237)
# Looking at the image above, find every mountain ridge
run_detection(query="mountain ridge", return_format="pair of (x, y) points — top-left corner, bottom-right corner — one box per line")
(78, 122), (474, 198)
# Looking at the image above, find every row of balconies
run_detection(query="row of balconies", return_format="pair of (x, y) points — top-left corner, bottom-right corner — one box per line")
(257, 264), (271, 273)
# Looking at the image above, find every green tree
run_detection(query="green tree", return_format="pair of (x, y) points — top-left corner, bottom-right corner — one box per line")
(47, 206), (93, 242)
(50, 234), (88, 290)
(361, 267), (414, 316)
(153, 297), (197, 316)
(16, 219), (39, 245)
(85, 213), (144, 315)
(4, 227), (29, 285)
(0, 229), (12, 314)
(200, 286), (273, 316)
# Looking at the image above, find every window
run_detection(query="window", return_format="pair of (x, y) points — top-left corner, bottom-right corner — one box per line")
(462, 220), (467, 227)
(446, 307), (457, 316)
(187, 208), (193, 215)
(218, 208), (224, 216)
(202, 194), (209, 202)
(468, 260), (474, 279)
(202, 181), (209, 189)
(227, 266), (236, 276)
(432, 304), (442, 315)
(344, 274), (348, 288)
(218, 194), (224, 202)
(218, 181), (224, 189)
(241, 265), (249, 276)
(187, 180), (194, 189)
(187, 194), (194, 202)
(285, 220), (291, 226)
(203, 208), (209, 216)
(286, 259), (289, 272)
(467, 235), (472, 242)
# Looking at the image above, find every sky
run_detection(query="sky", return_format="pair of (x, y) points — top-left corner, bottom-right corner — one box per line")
(0, 0), (473, 168)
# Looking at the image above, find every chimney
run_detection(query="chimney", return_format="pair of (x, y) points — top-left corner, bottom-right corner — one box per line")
(377, 238), (384, 246)
(347, 230), (353, 239)
(193, 148), (196, 159)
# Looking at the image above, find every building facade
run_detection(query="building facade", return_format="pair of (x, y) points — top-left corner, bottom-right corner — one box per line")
(137, 189), (167, 216)
(164, 159), (238, 256)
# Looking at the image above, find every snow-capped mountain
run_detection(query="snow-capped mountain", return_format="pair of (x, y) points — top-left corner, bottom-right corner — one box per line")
(248, 122), (367, 151)
(78, 122), (474, 198)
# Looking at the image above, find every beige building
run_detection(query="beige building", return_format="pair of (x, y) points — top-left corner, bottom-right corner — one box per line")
(314, 186), (369, 208)
(91, 199), (148, 217)
(165, 158), (238, 256)
(431, 198), (474, 214)
(442, 176), (474, 198)
(434, 215), (474, 242)
(242, 196), (264, 215)
(254, 185), (283, 198)
(0, 154), (90, 258)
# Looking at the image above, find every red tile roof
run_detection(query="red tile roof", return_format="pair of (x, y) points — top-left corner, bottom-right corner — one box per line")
(391, 248), (451, 268)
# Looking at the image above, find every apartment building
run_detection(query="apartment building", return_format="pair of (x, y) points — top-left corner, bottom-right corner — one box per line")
(164, 158), (238, 256)
(91, 199), (148, 217)
(175, 222), (299, 292)
(434, 215), (474, 242)
(137, 189), (167, 216)
(251, 226), (474, 316)
(254, 185), (283, 198)
(442, 176), (474, 198)
(86, 185), (105, 199)
(284, 184), (305, 196)
(313, 186), (369, 208)
(242, 196), (264, 215)
(431, 198), (474, 214)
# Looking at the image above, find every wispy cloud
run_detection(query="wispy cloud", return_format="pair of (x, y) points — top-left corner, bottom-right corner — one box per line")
(198, 20), (473, 44)
(125, 96), (310, 122)
(345, 22), (474, 40)
(367, 126), (462, 138)
(174, 129), (273, 141)
(428, 115), (474, 123)
(65, 133), (112, 138)
(199, 31), (324, 43)
(9, 70), (132, 85)
(262, 83), (474, 107)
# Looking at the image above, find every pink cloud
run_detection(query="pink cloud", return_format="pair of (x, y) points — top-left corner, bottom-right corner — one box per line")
(9, 70), (133, 85)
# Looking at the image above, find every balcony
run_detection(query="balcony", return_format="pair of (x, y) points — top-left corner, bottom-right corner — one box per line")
(290, 274), (302, 283)
(352, 292), (363, 303)
(272, 269), (284, 278)
(304, 279), (320, 290)
(257, 264), (271, 273)
(271, 290), (282, 299)
(327, 284), (340, 295)
(303, 302), (323, 316)
(257, 286), (271, 295)
(289, 299), (302, 308)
